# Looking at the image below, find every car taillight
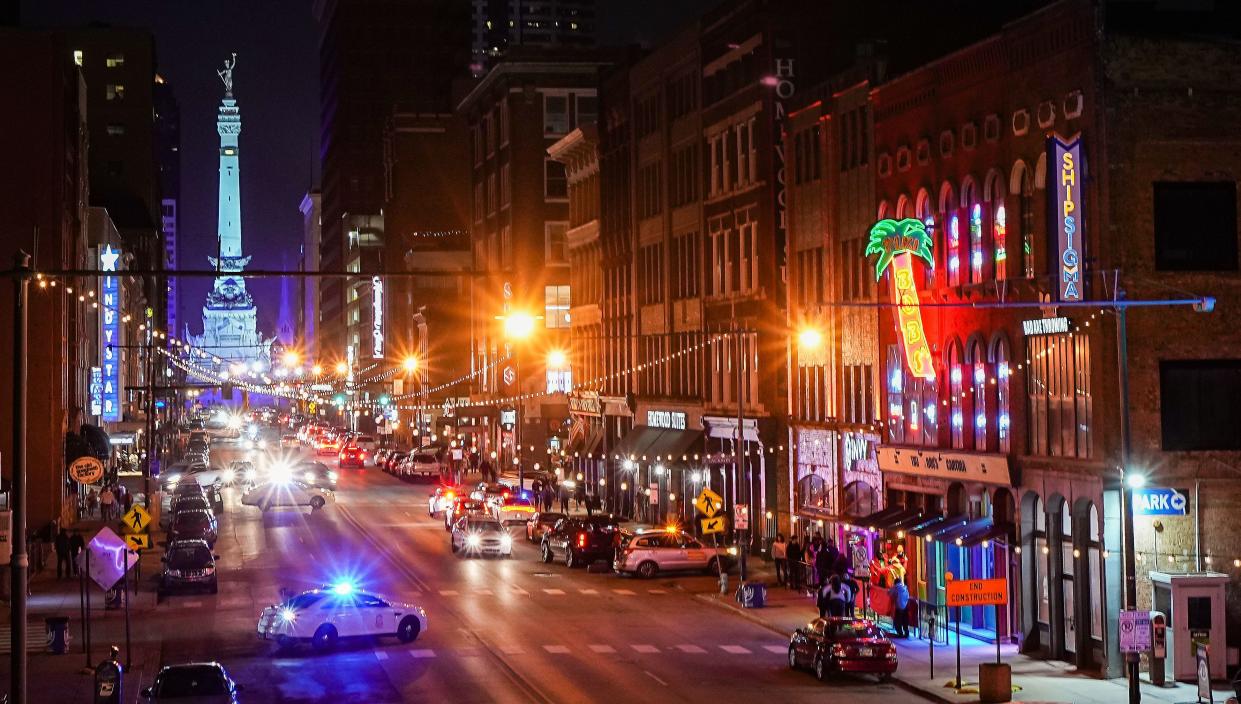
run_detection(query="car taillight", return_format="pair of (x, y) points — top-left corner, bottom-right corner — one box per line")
(446, 491), (456, 501)
(832, 644), (848, 657)
(577, 532), (588, 548)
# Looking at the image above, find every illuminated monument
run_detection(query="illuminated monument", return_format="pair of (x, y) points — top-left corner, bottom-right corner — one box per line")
(186, 54), (273, 371)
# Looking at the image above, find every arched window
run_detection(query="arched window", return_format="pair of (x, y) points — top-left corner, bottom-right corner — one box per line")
(895, 194), (910, 219)
(1011, 161), (1035, 279)
(877, 200), (891, 221)
(971, 338), (988, 450)
(993, 336), (1012, 453)
(948, 340), (965, 448)
(989, 173), (1007, 281)
(886, 344), (905, 445)
(962, 177), (982, 283)
(915, 188), (934, 288)
(939, 183), (959, 286)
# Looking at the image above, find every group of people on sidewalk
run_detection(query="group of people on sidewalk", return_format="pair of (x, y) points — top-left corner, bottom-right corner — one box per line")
(53, 527), (86, 579)
(83, 482), (134, 521)
(528, 477), (602, 516)
(771, 532), (912, 638)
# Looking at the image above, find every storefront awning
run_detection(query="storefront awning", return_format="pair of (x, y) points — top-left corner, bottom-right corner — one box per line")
(643, 427), (704, 466)
(961, 522), (1015, 548)
(854, 505), (904, 527)
(867, 508), (923, 531)
(904, 513), (949, 535)
(454, 405), (498, 420)
(567, 426), (604, 458)
(610, 425), (666, 461)
(888, 510), (940, 531)
(911, 513), (968, 538)
(934, 516), (991, 542)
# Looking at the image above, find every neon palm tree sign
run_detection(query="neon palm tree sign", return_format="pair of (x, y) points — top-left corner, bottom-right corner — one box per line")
(866, 218), (935, 380)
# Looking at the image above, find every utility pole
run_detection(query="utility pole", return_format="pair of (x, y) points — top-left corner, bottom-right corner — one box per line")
(1116, 290), (1140, 704)
(9, 251), (31, 704)
(734, 314), (748, 583)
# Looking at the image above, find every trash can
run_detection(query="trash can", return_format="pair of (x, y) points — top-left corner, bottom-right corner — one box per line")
(736, 582), (767, 608)
(45, 616), (70, 654)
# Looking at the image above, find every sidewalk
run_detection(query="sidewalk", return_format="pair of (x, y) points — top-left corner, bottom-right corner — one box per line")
(0, 516), (168, 702)
(694, 562), (1236, 704)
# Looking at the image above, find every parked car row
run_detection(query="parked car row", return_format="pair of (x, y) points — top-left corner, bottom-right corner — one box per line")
(160, 477), (221, 597)
(377, 447), (444, 480)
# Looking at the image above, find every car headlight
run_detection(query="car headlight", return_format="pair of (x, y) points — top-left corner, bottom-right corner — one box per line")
(277, 607), (297, 624)
(500, 534), (513, 549)
(223, 469), (236, 483)
(466, 534), (481, 548)
(304, 471), (316, 483)
(327, 471), (338, 481)
(166, 569), (182, 577)
(727, 546), (739, 556)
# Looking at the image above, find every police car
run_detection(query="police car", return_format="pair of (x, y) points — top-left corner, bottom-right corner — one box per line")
(256, 584), (427, 652)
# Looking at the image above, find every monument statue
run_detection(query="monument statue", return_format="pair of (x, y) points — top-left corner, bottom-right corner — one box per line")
(217, 52), (237, 96)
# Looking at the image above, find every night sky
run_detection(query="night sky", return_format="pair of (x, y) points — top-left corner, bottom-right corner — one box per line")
(20, 0), (718, 336)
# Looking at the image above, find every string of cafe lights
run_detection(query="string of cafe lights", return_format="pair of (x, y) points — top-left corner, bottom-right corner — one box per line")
(388, 354), (513, 402)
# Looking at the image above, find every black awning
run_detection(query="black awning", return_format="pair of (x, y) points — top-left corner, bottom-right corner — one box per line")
(80, 424), (110, 460)
(889, 510), (939, 531)
(643, 428), (704, 466)
(567, 426), (604, 457)
(961, 522), (1016, 548)
(869, 508), (922, 531)
(854, 505), (903, 527)
(905, 513), (949, 535)
(911, 513), (968, 538)
(610, 426), (666, 461)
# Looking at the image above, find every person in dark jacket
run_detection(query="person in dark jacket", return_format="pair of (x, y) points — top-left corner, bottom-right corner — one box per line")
(69, 531), (85, 577)
(55, 528), (72, 579)
(786, 537), (804, 591)
(814, 544), (834, 586)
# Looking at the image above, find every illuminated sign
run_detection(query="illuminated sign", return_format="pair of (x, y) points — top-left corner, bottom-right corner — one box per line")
(1022, 317), (1070, 336)
(771, 57), (795, 268)
(1048, 134), (1084, 301)
(866, 219), (935, 380)
(646, 410), (687, 430)
(99, 245), (122, 422)
(89, 366), (103, 417)
(371, 275), (385, 359)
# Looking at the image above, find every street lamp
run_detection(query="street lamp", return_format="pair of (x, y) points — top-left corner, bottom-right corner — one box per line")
(402, 356), (419, 373)
(797, 327), (824, 351)
(503, 311), (536, 340)
(497, 310), (542, 491)
(312, 364), (323, 376)
(282, 351), (301, 368)
(547, 349), (567, 370)
(334, 361), (348, 376)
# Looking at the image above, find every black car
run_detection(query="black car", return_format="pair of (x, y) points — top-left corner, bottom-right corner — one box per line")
(384, 451), (408, 474)
(169, 509), (218, 546)
(540, 515), (628, 568)
(160, 539), (218, 595)
(293, 460), (338, 489)
(171, 481), (208, 499)
(141, 662), (241, 702)
(169, 493), (213, 517)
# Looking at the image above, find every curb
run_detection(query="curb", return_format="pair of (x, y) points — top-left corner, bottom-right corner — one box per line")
(693, 592), (965, 704)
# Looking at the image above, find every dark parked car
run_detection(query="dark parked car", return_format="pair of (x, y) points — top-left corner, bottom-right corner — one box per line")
(159, 539), (218, 595)
(169, 493), (213, 517)
(169, 509), (218, 546)
(788, 617), (898, 681)
(384, 451), (408, 474)
(141, 662), (241, 702)
(525, 511), (564, 542)
(540, 515), (628, 568)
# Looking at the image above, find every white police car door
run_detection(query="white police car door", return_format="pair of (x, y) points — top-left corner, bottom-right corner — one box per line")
(358, 593), (391, 634)
(324, 594), (365, 636)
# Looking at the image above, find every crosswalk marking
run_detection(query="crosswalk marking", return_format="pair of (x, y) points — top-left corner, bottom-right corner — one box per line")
(410, 649), (436, 658)
(542, 588), (565, 595)
(647, 589), (667, 594)
(543, 645), (570, 654)
(675, 644), (706, 654)
(475, 589), (493, 595)
(375, 650), (389, 660)
(589, 644), (615, 653)
(631, 644), (660, 653)
(438, 590), (458, 596)
(762, 645), (787, 654)
(500, 645), (525, 655)
(720, 645), (751, 654)
(510, 586), (529, 595)
(612, 589), (636, 595)
(0, 624), (44, 654)
(578, 588), (598, 595)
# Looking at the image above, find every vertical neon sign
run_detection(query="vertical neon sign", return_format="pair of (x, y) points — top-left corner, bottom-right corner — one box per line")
(99, 244), (122, 422)
(867, 218), (935, 380)
(371, 275), (385, 359)
(1048, 134), (1084, 301)
(89, 366), (103, 417)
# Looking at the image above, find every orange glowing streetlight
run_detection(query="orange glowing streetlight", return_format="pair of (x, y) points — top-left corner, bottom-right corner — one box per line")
(797, 327), (824, 351)
(334, 361), (348, 375)
(546, 349), (567, 369)
(402, 356), (419, 373)
(500, 311), (537, 340)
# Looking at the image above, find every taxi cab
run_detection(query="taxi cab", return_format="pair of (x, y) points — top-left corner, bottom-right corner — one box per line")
(613, 528), (737, 579)
(257, 583), (427, 652)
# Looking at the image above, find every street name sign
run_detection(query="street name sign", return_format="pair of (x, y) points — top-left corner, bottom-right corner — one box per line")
(695, 487), (723, 517)
(121, 504), (152, 534)
(700, 516), (727, 535)
(1119, 609), (1152, 653)
(945, 578), (1008, 607)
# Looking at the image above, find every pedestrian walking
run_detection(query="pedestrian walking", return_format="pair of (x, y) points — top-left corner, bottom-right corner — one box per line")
(823, 575), (848, 617)
(844, 571), (860, 617)
(100, 486), (116, 522)
(54, 528), (72, 579)
(121, 488), (134, 515)
(890, 576), (911, 638)
(772, 534), (788, 586)
(786, 536), (804, 592)
(573, 483), (586, 510)
(559, 487), (571, 513)
(69, 530), (85, 577)
(814, 542), (834, 586)
(86, 490), (99, 518)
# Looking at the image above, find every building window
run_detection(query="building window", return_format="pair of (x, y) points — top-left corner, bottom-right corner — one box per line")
(106, 124), (126, 137)
(484, 114), (495, 155)
(547, 368), (573, 394)
(486, 173), (497, 214)
(1154, 181), (1238, 271)
(709, 131), (729, 196)
(670, 145), (697, 208)
(545, 222), (568, 265)
(991, 172), (1008, 281)
(73, 50), (83, 66)
(969, 202), (984, 283)
(840, 239), (871, 301)
(887, 345), (938, 447)
(842, 363), (873, 425)
(949, 341), (965, 449)
(500, 163), (511, 207)
(886, 346), (905, 445)
(106, 84), (125, 101)
(472, 125), (483, 165)
(1026, 331), (1092, 458)
(545, 159), (567, 199)
(106, 53), (124, 68)
(994, 337), (1012, 453)
(575, 94), (597, 127)
(500, 225), (513, 268)
(473, 182), (483, 224)
(544, 94), (569, 135)
(639, 243), (664, 305)
(1160, 360), (1241, 451)
(970, 339), (988, 450)
(638, 162), (662, 219)
(544, 285), (570, 328)
(499, 100), (510, 146)
(671, 232), (699, 299)
(947, 213), (961, 286)
(737, 209), (757, 293)
(708, 218), (732, 295)
(735, 117), (756, 188)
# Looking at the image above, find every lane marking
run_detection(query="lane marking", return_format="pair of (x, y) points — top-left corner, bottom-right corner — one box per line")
(542, 588), (565, 595)
(720, 645), (751, 654)
(475, 589), (494, 596)
(612, 589), (636, 595)
(543, 645), (570, 654)
(510, 586), (528, 595)
(675, 644), (706, 653)
(762, 645), (787, 654)
(644, 670), (669, 687)
(578, 588), (598, 595)
(647, 589), (667, 594)
(500, 645), (525, 655)
(409, 648), (436, 658)
(589, 644), (615, 653)
(631, 644), (660, 653)
(375, 650), (389, 661)
(438, 590), (459, 596)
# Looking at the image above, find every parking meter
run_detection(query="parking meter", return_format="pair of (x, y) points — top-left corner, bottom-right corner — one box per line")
(94, 646), (123, 704)
(1150, 611), (1167, 686)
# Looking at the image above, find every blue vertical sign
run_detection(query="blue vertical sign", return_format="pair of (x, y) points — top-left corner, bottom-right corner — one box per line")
(100, 245), (122, 422)
(89, 366), (103, 417)
(1047, 134), (1084, 302)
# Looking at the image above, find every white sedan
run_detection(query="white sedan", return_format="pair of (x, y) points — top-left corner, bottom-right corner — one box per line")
(257, 585), (427, 652)
(241, 481), (334, 511)
(450, 517), (513, 557)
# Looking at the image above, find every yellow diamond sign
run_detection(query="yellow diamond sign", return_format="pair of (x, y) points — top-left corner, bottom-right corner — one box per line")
(121, 504), (151, 534)
(700, 515), (727, 535)
(694, 487), (723, 517)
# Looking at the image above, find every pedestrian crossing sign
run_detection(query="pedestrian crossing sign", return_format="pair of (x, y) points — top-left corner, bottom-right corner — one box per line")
(121, 504), (151, 534)
(695, 487), (723, 517)
(700, 515), (727, 535)
(123, 533), (152, 551)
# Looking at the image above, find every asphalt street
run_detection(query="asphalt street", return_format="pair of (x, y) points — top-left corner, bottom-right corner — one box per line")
(136, 437), (926, 703)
